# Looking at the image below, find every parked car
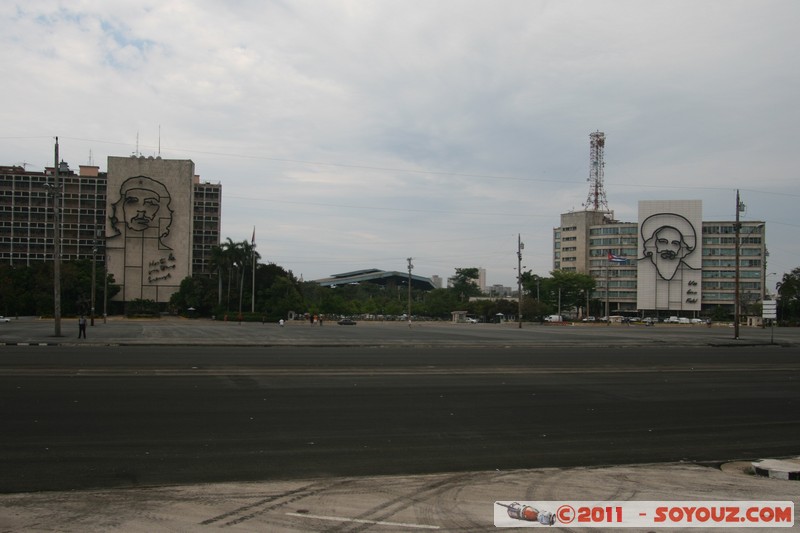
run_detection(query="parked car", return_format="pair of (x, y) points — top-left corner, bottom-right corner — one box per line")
(337, 318), (357, 325)
(544, 315), (563, 322)
(582, 316), (597, 322)
(0, 316), (10, 323)
(465, 317), (479, 324)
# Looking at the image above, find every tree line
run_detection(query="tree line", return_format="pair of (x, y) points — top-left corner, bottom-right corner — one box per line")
(3, 238), (799, 324)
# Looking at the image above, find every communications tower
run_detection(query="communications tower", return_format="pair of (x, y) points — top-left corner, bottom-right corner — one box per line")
(584, 131), (609, 212)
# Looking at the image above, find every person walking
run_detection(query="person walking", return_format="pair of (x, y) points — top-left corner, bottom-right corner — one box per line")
(78, 315), (87, 339)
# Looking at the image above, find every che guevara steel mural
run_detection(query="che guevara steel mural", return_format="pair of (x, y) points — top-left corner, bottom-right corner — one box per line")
(108, 175), (178, 285)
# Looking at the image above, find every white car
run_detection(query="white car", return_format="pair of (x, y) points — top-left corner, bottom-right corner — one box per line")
(0, 316), (10, 323)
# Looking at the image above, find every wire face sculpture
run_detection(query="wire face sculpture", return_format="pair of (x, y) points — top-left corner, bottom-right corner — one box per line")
(107, 175), (178, 295)
(639, 213), (699, 281)
(636, 204), (703, 311)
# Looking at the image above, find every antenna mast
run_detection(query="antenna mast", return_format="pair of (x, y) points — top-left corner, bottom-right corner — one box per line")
(584, 131), (609, 212)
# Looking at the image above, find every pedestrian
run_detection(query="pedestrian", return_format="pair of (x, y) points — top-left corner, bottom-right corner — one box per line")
(78, 315), (87, 339)
(279, 319), (285, 327)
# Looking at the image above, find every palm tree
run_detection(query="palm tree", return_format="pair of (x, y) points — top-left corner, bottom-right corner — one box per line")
(207, 238), (262, 313)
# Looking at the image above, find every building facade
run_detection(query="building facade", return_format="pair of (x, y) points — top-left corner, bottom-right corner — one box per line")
(0, 157), (221, 305)
(553, 201), (766, 316)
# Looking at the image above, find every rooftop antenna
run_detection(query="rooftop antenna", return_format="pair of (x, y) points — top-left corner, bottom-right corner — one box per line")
(88, 149), (94, 166)
(158, 125), (161, 157)
(583, 131), (609, 212)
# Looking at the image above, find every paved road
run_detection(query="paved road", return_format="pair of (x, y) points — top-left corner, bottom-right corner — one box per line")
(2, 344), (798, 494)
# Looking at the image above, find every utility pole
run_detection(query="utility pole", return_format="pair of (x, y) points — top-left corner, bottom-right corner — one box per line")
(734, 190), (742, 340)
(605, 261), (610, 326)
(52, 137), (62, 337)
(407, 258), (413, 327)
(517, 234), (524, 328)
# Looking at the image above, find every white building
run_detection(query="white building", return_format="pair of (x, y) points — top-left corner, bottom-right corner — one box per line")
(553, 201), (766, 316)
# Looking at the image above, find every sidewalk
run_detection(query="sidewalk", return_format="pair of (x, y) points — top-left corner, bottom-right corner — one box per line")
(1, 460), (798, 532)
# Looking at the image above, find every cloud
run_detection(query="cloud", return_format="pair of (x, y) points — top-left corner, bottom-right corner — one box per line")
(2, 0), (799, 286)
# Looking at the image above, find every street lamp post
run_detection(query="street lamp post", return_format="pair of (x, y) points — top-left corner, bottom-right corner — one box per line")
(517, 234), (524, 329)
(732, 191), (743, 339)
(46, 137), (63, 337)
(407, 258), (413, 327)
(605, 263), (610, 326)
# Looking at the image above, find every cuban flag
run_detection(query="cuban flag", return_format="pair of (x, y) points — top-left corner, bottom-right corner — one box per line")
(608, 252), (627, 263)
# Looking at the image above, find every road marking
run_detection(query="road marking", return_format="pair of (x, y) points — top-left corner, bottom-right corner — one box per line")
(286, 512), (440, 529)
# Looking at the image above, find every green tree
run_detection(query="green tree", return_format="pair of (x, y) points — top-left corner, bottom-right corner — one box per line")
(450, 267), (482, 300)
(776, 267), (800, 323)
(170, 276), (218, 316)
(422, 288), (461, 318)
(535, 271), (596, 317)
(211, 238), (261, 313)
(0, 261), (118, 317)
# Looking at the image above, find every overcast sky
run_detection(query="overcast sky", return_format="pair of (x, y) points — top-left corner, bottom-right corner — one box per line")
(2, 1), (798, 288)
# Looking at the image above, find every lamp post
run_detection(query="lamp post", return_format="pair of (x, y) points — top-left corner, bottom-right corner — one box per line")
(44, 137), (63, 337)
(733, 190), (742, 340)
(605, 263), (610, 326)
(517, 234), (524, 329)
(91, 241), (97, 326)
(407, 258), (413, 327)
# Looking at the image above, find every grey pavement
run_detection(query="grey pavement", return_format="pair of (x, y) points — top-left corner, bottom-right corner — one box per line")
(1, 461), (798, 531)
(1, 317), (798, 531)
(1, 315), (796, 348)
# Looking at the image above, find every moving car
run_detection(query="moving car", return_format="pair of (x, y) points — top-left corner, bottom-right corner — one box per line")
(0, 316), (10, 323)
(337, 318), (357, 325)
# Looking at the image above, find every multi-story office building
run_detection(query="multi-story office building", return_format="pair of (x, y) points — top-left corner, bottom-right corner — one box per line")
(553, 202), (766, 316)
(1, 163), (107, 265)
(0, 157), (221, 304)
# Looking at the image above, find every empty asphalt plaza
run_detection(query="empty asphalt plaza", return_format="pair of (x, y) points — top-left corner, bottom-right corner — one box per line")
(1, 317), (798, 531)
(1, 315), (795, 348)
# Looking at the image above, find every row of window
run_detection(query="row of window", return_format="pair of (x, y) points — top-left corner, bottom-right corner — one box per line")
(703, 248), (762, 257)
(589, 248), (638, 257)
(703, 270), (761, 279)
(589, 226), (637, 235)
(704, 225), (763, 235)
(703, 259), (762, 267)
(589, 237), (639, 246)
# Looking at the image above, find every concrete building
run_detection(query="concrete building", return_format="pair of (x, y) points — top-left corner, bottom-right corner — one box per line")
(1, 163), (107, 265)
(0, 157), (221, 306)
(553, 201), (766, 316)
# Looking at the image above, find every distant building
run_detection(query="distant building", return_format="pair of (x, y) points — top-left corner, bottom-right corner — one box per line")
(488, 284), (513, 297)
(314, 269), (435, 290)
(0, 157), (221, 306)
(553, 201), (766, 315)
